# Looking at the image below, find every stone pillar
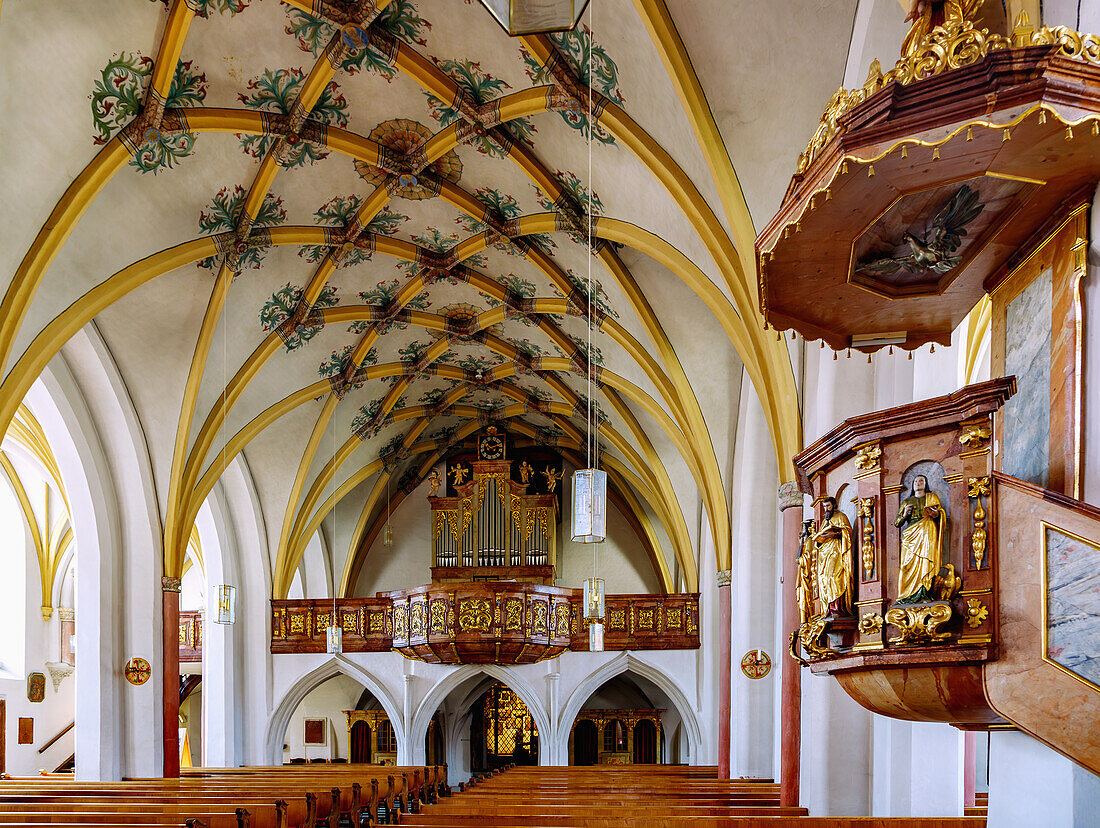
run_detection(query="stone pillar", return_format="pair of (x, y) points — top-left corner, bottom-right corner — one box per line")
(717, 568), (732, 779)
(162, 577), (181, 778)
(778, 481), (804, 807)
(402, 673), (416, 766)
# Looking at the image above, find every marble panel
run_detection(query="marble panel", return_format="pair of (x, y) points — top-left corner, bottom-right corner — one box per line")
(1003, 268), (1052, 486)
(1045, 526), (1100, 689)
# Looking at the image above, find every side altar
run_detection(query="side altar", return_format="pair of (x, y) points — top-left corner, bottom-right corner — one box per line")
(271, 427), (700, 664)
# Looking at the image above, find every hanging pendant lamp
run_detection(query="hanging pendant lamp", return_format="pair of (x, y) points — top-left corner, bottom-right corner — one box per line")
(478, 0), (590, 36)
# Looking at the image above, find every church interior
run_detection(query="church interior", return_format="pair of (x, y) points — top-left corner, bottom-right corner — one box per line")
(2, 0), (1100, 825)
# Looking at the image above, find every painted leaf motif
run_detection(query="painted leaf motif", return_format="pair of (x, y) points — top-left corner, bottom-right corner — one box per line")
(90, 53), (207, 173)
(300, 196), (408, 265)
(521, 25), (624, 145)
(258, 283), (339, 352)
(196, 185), (286, 270)
(237, 68), (349, 167)
(284, 1), (430, 80)
(425, 59), (535, 156)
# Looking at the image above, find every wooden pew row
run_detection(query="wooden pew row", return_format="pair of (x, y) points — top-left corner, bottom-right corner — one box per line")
(0, 764), (448, 827)
(397, 767), (986, 828)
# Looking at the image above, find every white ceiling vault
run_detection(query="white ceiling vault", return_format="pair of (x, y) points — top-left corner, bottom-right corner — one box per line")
(0, 0), (857, 596)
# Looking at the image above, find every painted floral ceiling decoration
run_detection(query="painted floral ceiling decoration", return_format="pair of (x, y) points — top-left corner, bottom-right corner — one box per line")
(1, 0), (845, 600)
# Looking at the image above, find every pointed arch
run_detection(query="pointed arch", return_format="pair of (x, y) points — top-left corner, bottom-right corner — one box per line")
(263, 655), (405, 766)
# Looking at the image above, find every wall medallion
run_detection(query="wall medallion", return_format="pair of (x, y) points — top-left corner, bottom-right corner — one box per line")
(124, 657), (152, 686)
(741, 650), (772, 679)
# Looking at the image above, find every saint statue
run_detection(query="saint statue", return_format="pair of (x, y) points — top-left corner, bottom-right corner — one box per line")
(796, 519), (816, 625)
(450, 464), (469, 486)
(902, 0), (984, 55)
(518, 460), (533, 485)
(812, 497), (853, 617)
(427, 469), (442, 496)
(542, 466), (562, 493)
(893, 474), (945, 603)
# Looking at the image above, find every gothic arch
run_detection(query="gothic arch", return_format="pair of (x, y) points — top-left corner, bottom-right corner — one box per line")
(263, 656), (405, 766)
(554, 653), (702, 766)
(409, 665), (552, 767)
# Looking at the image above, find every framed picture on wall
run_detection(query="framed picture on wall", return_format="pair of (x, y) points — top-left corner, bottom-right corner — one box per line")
(304, 718), (327, 746)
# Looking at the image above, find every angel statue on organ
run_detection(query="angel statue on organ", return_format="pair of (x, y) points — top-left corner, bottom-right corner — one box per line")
(542, 466), (563, 493)
(902, 0), (984, 55)
(450, 464), (469, 486)
(812, 497), (853, 617)
(518, 460), (533, 485)
(427, 468), (442, 496)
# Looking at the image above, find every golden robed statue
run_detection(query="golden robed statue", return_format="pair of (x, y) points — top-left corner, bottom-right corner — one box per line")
(812, 497), (853, 617)
(893, 474), (945, 603)
(796, 519), (816, 625)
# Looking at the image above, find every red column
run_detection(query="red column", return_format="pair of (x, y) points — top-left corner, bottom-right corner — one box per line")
(162, 577), (181, 778)
(779, 483), (804, 808)
(717, 570), (732, 779)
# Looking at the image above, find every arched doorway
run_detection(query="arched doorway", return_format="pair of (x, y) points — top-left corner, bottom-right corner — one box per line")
(472, 681), (538, 772)
(350, 721), (371, 763)
(572, 719), (598, 766)
(567, 672), (676, 765)
(425, 714), (444, 766)
(633, 718), (658, 764)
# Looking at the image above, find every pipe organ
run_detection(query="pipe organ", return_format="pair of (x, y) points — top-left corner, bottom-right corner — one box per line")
(430, 427), (559, 585)
(269, 426), (702, 664)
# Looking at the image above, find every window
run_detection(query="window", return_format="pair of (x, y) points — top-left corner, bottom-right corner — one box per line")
(483, 682), (537, 757)
(603, 719), (628, 753)
(377, 719), (397, 753)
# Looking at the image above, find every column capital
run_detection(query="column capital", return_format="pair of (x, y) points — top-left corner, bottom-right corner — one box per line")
(778, 481), (804, 512)
(716, 569), (732, 588)
(161, 576), (182, 593)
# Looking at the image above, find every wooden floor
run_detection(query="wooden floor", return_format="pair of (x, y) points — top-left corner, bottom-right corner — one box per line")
(0, 765), (988, 826)
(400, 766), (988, 828)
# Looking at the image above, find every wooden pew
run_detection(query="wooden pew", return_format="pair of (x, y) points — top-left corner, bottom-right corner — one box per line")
(0, 764), (445, 827)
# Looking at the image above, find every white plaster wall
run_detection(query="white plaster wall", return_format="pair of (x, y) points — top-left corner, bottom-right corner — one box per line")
(0, 518), (76, 775)
(729, 376), (779, 779)
(988, 731), (1100, 828)
(281, 674), (366, 762)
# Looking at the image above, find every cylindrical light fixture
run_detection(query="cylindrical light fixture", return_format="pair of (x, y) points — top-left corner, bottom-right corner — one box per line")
(583, 577), (605, 620)
(383, 523), (394, 546)
(214, 584), (236, 625)
(588, 620), (604, 652)
(584, 576), (605, 652)
(326, 623), (343, 654)
(571, 468), (607, 543)
(477, 0), (590, 36)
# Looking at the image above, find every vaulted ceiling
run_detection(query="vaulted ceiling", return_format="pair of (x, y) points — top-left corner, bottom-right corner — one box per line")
(0, 0), (858, 596)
